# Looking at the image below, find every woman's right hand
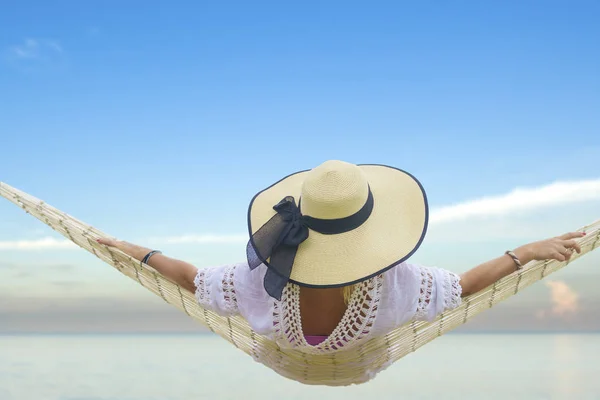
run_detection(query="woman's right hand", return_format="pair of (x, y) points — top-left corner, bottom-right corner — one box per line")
(521, 232), (585, 262)
(460, 231), (588, 298)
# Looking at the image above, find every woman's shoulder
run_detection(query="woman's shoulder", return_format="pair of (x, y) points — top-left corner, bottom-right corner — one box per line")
(371, 262), (462, 334)
(381, 261), (460, 294)
(378, 262), (424, 308)
(380, 261), (425, 290)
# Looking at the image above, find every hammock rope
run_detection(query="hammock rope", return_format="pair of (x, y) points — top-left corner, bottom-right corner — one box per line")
(1, 181), (599, 386)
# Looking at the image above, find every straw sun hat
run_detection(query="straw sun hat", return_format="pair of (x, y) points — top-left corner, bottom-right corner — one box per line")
(246, 160), (429, 300)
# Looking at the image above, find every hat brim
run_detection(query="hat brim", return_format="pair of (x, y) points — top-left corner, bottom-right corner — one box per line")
(247, 164), (428, 288)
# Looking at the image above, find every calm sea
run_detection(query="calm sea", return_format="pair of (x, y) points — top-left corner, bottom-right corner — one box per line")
(1, 333), (599, 400)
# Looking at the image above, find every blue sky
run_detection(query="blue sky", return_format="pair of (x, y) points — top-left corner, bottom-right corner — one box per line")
(0, 1), (599, 332)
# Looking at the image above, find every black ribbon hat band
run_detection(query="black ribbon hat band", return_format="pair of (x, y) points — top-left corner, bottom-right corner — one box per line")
(246, 187), (374, 300)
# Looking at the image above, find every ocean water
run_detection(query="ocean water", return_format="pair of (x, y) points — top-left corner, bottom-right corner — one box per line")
(1, 333), (599, 400)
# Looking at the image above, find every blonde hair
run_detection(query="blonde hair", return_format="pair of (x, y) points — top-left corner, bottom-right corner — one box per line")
(342, 284), (357, 305)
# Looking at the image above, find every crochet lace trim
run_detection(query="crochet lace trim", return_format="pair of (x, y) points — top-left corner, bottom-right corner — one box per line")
(443, 270), (462, 310)
(273, 275), (384, 353)
(194, 265), (239, 314)
(415, 266), (434, 320)
(194, 269), (210, 306)
(222, 265), (238, 313)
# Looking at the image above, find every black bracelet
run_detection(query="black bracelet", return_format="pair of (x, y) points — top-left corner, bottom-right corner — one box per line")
(141, 250), (162, 266)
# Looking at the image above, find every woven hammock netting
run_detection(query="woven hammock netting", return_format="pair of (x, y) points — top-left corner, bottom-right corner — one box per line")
(1, 181), (598, 386)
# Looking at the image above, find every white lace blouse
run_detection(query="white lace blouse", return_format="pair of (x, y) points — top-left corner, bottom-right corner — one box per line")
(194, 261), (462, 354)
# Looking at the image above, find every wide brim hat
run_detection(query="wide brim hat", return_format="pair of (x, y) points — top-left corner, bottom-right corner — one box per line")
(246, 160), (428, 299)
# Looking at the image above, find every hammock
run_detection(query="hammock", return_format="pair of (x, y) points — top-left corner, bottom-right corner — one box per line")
(1, 181), (599, 386)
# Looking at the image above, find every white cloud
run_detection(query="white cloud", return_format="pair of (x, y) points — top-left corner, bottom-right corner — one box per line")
(0, 237), (76, 250)
(158, 178), (600, 246)
(545, 280), (580, 316)
(2, 177), (599, 250)
(9, 38), (63, 59)
(0, 234), (248, 251)
(430, 178), (600, 224)
(536, 280), (580, 320)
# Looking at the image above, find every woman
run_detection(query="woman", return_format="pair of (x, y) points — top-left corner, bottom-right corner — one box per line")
(98, 160), (585, 350)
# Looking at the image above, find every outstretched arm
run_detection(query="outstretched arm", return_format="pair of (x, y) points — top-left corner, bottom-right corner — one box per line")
(459, 231), (585, 297)
(96, 238), (198, 293)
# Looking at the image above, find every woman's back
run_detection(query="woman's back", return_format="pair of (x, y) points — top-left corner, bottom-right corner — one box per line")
(299, 286), (348, 336)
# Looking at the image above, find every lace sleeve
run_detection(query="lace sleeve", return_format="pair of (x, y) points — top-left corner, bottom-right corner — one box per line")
(194, 264), (239, 316)
(414, 266), (462, 322)
(414, 266), (434, 320)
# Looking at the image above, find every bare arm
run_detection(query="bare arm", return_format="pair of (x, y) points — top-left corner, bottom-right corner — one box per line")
(97, 238), (198, 293)
(459, 246), (533, 297)
(459, 231), (585, 297)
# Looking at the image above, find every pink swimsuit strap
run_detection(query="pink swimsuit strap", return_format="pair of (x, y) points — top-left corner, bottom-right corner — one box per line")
(304, 335), (327, 345)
